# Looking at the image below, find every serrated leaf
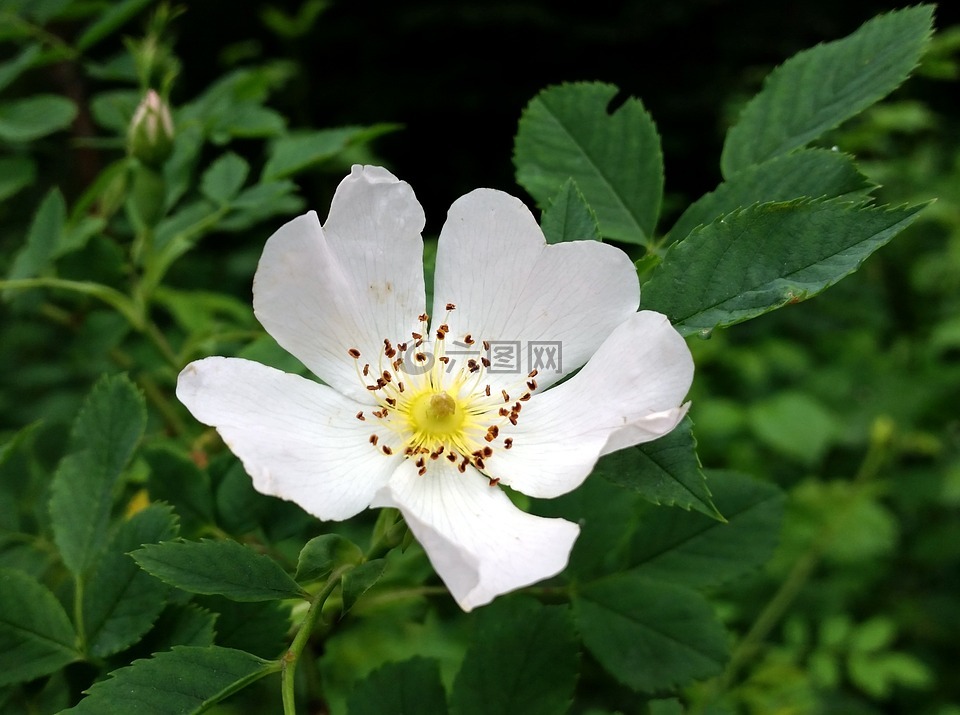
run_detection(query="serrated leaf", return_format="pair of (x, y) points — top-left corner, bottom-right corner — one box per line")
(666, 149), (874, 244)
(200, 153), (249, 205)
(62, 645), (276, 714)
(641, 199), (925, 336)
(0, 568), (78, 686)
(540, 178), (601, 244)
(347, 657), (449, 715)
(0, 94), (76, 142)
(197, 596), (290, 659)
(50, 374), (147, 577)
(628, 471), (785, 589)
(341, 559), (387, 614)
(5, 188), (65, 285)
(515, 82), (663, 245)
(574, 573), (729, 692)
(262, 124), (400, 181)
(596, 418), (719, 518)
(145, 446), (215, 533)
(450, 597), (578, 715)
(296, 534), (363, 583)
(132, 539), (306, 602)
(82, 504), (179, 658)
(721, 5), (934, 176)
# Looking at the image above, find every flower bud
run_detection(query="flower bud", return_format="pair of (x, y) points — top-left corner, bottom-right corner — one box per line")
(128, 89), (174, 167)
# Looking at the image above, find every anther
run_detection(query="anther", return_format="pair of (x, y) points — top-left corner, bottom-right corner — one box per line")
(411, 332), (422, 340)
(418, 466), (427, 476)
(385, 397), (396, 406)
(488, 477), (501, 487)
(458, 458), (468, 474)
(482, 340), (490, 350)
(504, 438), (513, 449)
(362, 363), (370, 376)
(501, 389), (510, 402)
(398, 382), (405, 392)
(482, 446), (493, 457)
(527, 379), (538, 390)
(418, 313), (429, 323)
(446, 303), (456, 310)
(519, 392), (531, 401)
(382, 370), (392, 382)
(382, 445), (393, 455)
(485, 385), (491, 397)
(439, 356), (450, 364)
(464, 334), (474, 345)
(499, 407), (510, 417)
(369, 434), (379, 446)
(348, 348), (361, 359)
(446, 453), (457, 463)
(356, 411), (365, 421)
(481, 357), (491, 368)
(528, 369), (539, 378)
(397, 342), (407, 351)
(415, 352), (427, 363)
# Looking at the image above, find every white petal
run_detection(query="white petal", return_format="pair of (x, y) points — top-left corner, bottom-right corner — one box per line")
(371, 459), (579, 612)
(490, 311), (694, 498)
(431, 189), (639, 390)
(253, 165), (426, 401)
(177, 357), (402, 521)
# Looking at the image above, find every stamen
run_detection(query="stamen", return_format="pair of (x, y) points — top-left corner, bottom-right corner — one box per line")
(356, 411), (365, 421)
(446, 303), (456, 310)
(369, 434), (379, 445)
(382, 445), (393, 455)
(348, 348), (361, 359)
(504, 438), (513, 449)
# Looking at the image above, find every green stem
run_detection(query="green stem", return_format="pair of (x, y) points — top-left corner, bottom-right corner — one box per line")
(0, 278), (143, 330)
(281, 566), (351, 715)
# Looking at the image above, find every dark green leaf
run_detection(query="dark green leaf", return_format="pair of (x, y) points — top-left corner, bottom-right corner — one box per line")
(5, 188), (65, 284)
(597, 418), (719, 518)
(0, 44), (40, 93)
(296, 534), (363, 583)
(721, 6), (934, 176)
(341, 559), (387, 614)
(515, 82), (663, 245)
(575, 574), (729, 692)
(89, 89), (141, 133)
(145, 446), (215, 533)
(200, 153), (250, 204)
(137, 604), (217, 653)
(210, 104), (286, 142)
(0, 95), (77, 142)
(132, 539), (306, 602)
(628, 471), (785, 589)
(83, 504), (179, 658)
(450, 597), (578, 715)
(666, 149), (874, 244)
(348, 657), (448, 715)
(197, 596), (290, 659)
(75, 0), (154, 51)
(0, 568), (78, 686)
(641, 199), (925, 336)
(62, 646), (276, 714)
(0, 156), (36, 202)
(262, 124), (400, 181)
(50, 374), (147, 577)
(540, 178), (601, 244)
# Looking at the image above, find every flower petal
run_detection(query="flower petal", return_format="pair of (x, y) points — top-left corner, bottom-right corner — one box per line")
(490, 311), (693, 498)
(431, 188), (639, 390)
(177, 357), (402, 520)
(371, 459), (579, 612)
(253, 165), (426, 401)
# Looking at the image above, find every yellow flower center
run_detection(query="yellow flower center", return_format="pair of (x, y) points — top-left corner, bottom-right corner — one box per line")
(348, 305), (535, 480)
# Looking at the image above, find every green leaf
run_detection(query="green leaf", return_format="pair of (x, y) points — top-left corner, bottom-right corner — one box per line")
(721, 5), (934, 176)
(62, 645), (276, 714)
(137, 604), (217, 652)
(0, 44), (40, 94)
(50, 374), (147, 577)
(665, 149), (874, 244)
(197, 596), (290, 659)
(540, 178), (601, 244)
(200, 152), (250, 205)
(641, 199), (925, 336)
(596, 418), (719, 518)
(262, 124), (400, 181)
(0, 95), (77, 142)
(347, 657), (449, 715)
(145, 446), (215, 533)
(132, 539), (306, 602)
(627, 471), (785, 589)
(0, 156), (36, 202)
(5, 187), (65, 284)
(296, 534), (363, 584)
(450, 597), (578, 715)
(514, 82), (663, 245)
(75, 0), (155, 51)
(90, 89), (141, 133)
(574, 573), (729, 692)
(748, 392), (839, 465)
(341, 559), (387, 614)
(0, 568), (78, 686)
(82, 504), (179, 658)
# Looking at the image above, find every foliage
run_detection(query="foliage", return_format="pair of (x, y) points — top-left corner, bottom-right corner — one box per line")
(0, 2), (955, 714)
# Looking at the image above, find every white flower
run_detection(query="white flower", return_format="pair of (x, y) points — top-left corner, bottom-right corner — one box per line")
(177, 165), (694, 611)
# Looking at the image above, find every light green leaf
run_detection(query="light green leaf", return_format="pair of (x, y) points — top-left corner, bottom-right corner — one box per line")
(515, 82), (663, 245)
(296, 534), (363, 584)
(5, 187), (65, 284)
(721, 5), (934, 176)
(540, 177), (601, 244)
(50, 374), (147, 577)
(209, 103), (286, 142)
(341, 559), (387, 614)
(90, 89), (141, 133)
(596, 418), (719, 518)
(0, 568), (78, 686)
(262, 124), (400, 181)
(200, 152), (250, 205)
(62, 645), (276, 714)
(75, 0), (155, 51)
(450, 597), (578, 715)
(574, 573), (729, 692)
(666, 149), (874, 244)
(0, 95), (77, 142)
(641, 199), (925, 336)
(347, 657), (449, 715)
(132, 539), (306, 602)
(0, 156), (36, 202)
(82, 504), (179, 658)
(627, 471), (785, 589)
(748, 392), (839, 465)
